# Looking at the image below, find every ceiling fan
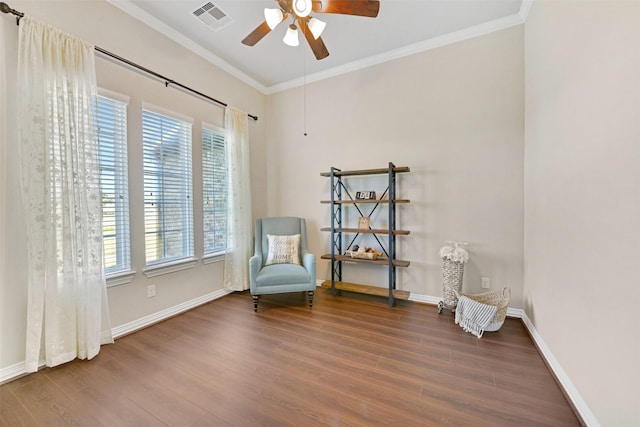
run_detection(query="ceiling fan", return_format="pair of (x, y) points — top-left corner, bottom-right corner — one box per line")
(241, 0), (380, 60)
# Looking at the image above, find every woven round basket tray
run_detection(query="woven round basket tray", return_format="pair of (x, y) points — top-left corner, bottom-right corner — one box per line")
(454, 287), (511, 331)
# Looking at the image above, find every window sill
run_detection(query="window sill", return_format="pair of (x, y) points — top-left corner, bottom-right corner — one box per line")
(143, 258), (197, 278)
(106, 270), (136, 288)
(203, 251), (225, 264)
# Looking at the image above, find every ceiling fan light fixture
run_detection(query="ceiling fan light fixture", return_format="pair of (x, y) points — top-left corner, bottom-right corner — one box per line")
(308, 17), (326, 39)
(283, 24), (299, 46)
(264, 8), (283, 29)
(292, 0), (312, 17)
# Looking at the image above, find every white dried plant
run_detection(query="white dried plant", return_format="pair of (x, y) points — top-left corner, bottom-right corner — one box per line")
(439, 241), (469, 263)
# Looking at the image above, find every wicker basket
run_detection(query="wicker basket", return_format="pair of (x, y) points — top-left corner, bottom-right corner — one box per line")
(454, 287), (511, 331)
(442, 259), (465, 309)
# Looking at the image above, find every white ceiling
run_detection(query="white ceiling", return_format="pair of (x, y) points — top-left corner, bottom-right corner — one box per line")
(109, 0), (527, 93)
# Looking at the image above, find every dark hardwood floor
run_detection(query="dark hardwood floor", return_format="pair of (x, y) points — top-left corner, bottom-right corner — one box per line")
(1, 289), (581, 426)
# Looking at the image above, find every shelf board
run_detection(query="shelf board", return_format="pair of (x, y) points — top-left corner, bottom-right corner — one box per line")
(320, 199), (410, 204)
(320, 280), (410, 300)
(320, 166), (410, 177)
(320, 227), (410, 235)
(321, 254), (410, 267)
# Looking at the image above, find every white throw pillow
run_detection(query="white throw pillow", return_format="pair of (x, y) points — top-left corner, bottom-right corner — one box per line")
(265, 234), (301, 266)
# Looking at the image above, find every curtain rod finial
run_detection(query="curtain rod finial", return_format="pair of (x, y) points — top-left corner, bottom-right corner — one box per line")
(1, 2), (24, 24)
(0, 2), (23, 16)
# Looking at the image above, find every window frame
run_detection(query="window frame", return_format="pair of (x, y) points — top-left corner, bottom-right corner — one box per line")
(141, 103), (195, 272)
(201, 124), (228, 260)
(96, 89), (134, 286)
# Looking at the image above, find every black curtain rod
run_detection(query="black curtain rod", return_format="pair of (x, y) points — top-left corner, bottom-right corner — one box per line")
(0, 2), (258, 122)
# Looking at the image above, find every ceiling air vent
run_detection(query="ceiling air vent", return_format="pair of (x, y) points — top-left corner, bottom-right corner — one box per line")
(192, 2), (233, 31)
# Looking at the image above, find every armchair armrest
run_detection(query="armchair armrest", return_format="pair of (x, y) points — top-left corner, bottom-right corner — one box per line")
(301, 251), (316, 287)
(249, 254), (262, 292)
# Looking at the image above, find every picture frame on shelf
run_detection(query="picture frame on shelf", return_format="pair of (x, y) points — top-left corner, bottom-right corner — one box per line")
(357, 216), (371, 229)
(355, 191), (376, 200)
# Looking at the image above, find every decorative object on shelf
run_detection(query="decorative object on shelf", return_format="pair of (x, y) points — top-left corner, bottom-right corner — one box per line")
(357, 216), (370, 229)
(345, 245), (382, 260)
(437, 241), (469, 313)
(454, 287), (511, 333)
(355, 191), (376, 200)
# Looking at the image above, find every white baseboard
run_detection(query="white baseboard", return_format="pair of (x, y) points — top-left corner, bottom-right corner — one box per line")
(407, 292), (440, 305)
(111, 288), (232, 338)
(409, 291), (524, 318)
(408, 291), (598, 426)
(0, 288), (233, 384)
(520, 310), (600, 426)
(0, 361), (33, 384)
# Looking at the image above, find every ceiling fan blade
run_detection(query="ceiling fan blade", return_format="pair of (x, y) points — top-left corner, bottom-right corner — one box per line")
(241, 21), (272, 46)
(301, 19), (329, 60)
(312, 0), (380, 18)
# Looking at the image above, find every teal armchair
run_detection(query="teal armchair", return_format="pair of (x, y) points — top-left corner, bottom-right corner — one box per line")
(249, 217), (316, 312)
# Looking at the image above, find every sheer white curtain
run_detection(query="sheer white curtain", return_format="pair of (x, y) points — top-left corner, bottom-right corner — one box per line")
(18, 17), (113, 372)
(223, 107), (252, 291)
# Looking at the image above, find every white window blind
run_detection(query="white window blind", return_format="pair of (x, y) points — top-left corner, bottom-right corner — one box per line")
(202, 127), (227, 254)
(96, 95), (131, 275)
(142, 108), (194, 265)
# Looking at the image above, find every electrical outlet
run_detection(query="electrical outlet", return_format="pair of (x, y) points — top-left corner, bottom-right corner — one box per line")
(481, 277), (490, 289)
(147, 284), (156, 298)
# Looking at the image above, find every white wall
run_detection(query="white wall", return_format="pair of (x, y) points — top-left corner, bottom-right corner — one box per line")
(0, 0), (267, 371)
(524, 2), (640, 425)
(266, 26), (524, 306)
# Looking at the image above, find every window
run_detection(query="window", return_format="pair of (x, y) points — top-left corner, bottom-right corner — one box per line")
(202, 126), (227, 255)
(142, 107), (194, 266)
(96, 93), (131, 275)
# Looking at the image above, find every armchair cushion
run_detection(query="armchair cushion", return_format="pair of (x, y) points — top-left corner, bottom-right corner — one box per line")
(255, 264), (311, 291)
(264, 233), (301, 266)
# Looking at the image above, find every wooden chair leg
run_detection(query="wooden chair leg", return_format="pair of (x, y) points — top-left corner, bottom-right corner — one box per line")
(308, 290), (314, 308)
(252, 295), (260, 312)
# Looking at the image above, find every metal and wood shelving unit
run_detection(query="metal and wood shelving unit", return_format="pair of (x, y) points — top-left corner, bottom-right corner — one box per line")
(320, 162), (410, 306)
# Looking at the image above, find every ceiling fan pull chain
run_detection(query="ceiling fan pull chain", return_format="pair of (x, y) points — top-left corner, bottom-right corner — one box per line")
(303, 44), (308, 136)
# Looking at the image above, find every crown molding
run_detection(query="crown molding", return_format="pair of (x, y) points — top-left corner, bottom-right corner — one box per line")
(267, 12), (525, 94)
(105, 0), (269, 94)
(519, 0), (535, 22)
(106, 1), (528, 96)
